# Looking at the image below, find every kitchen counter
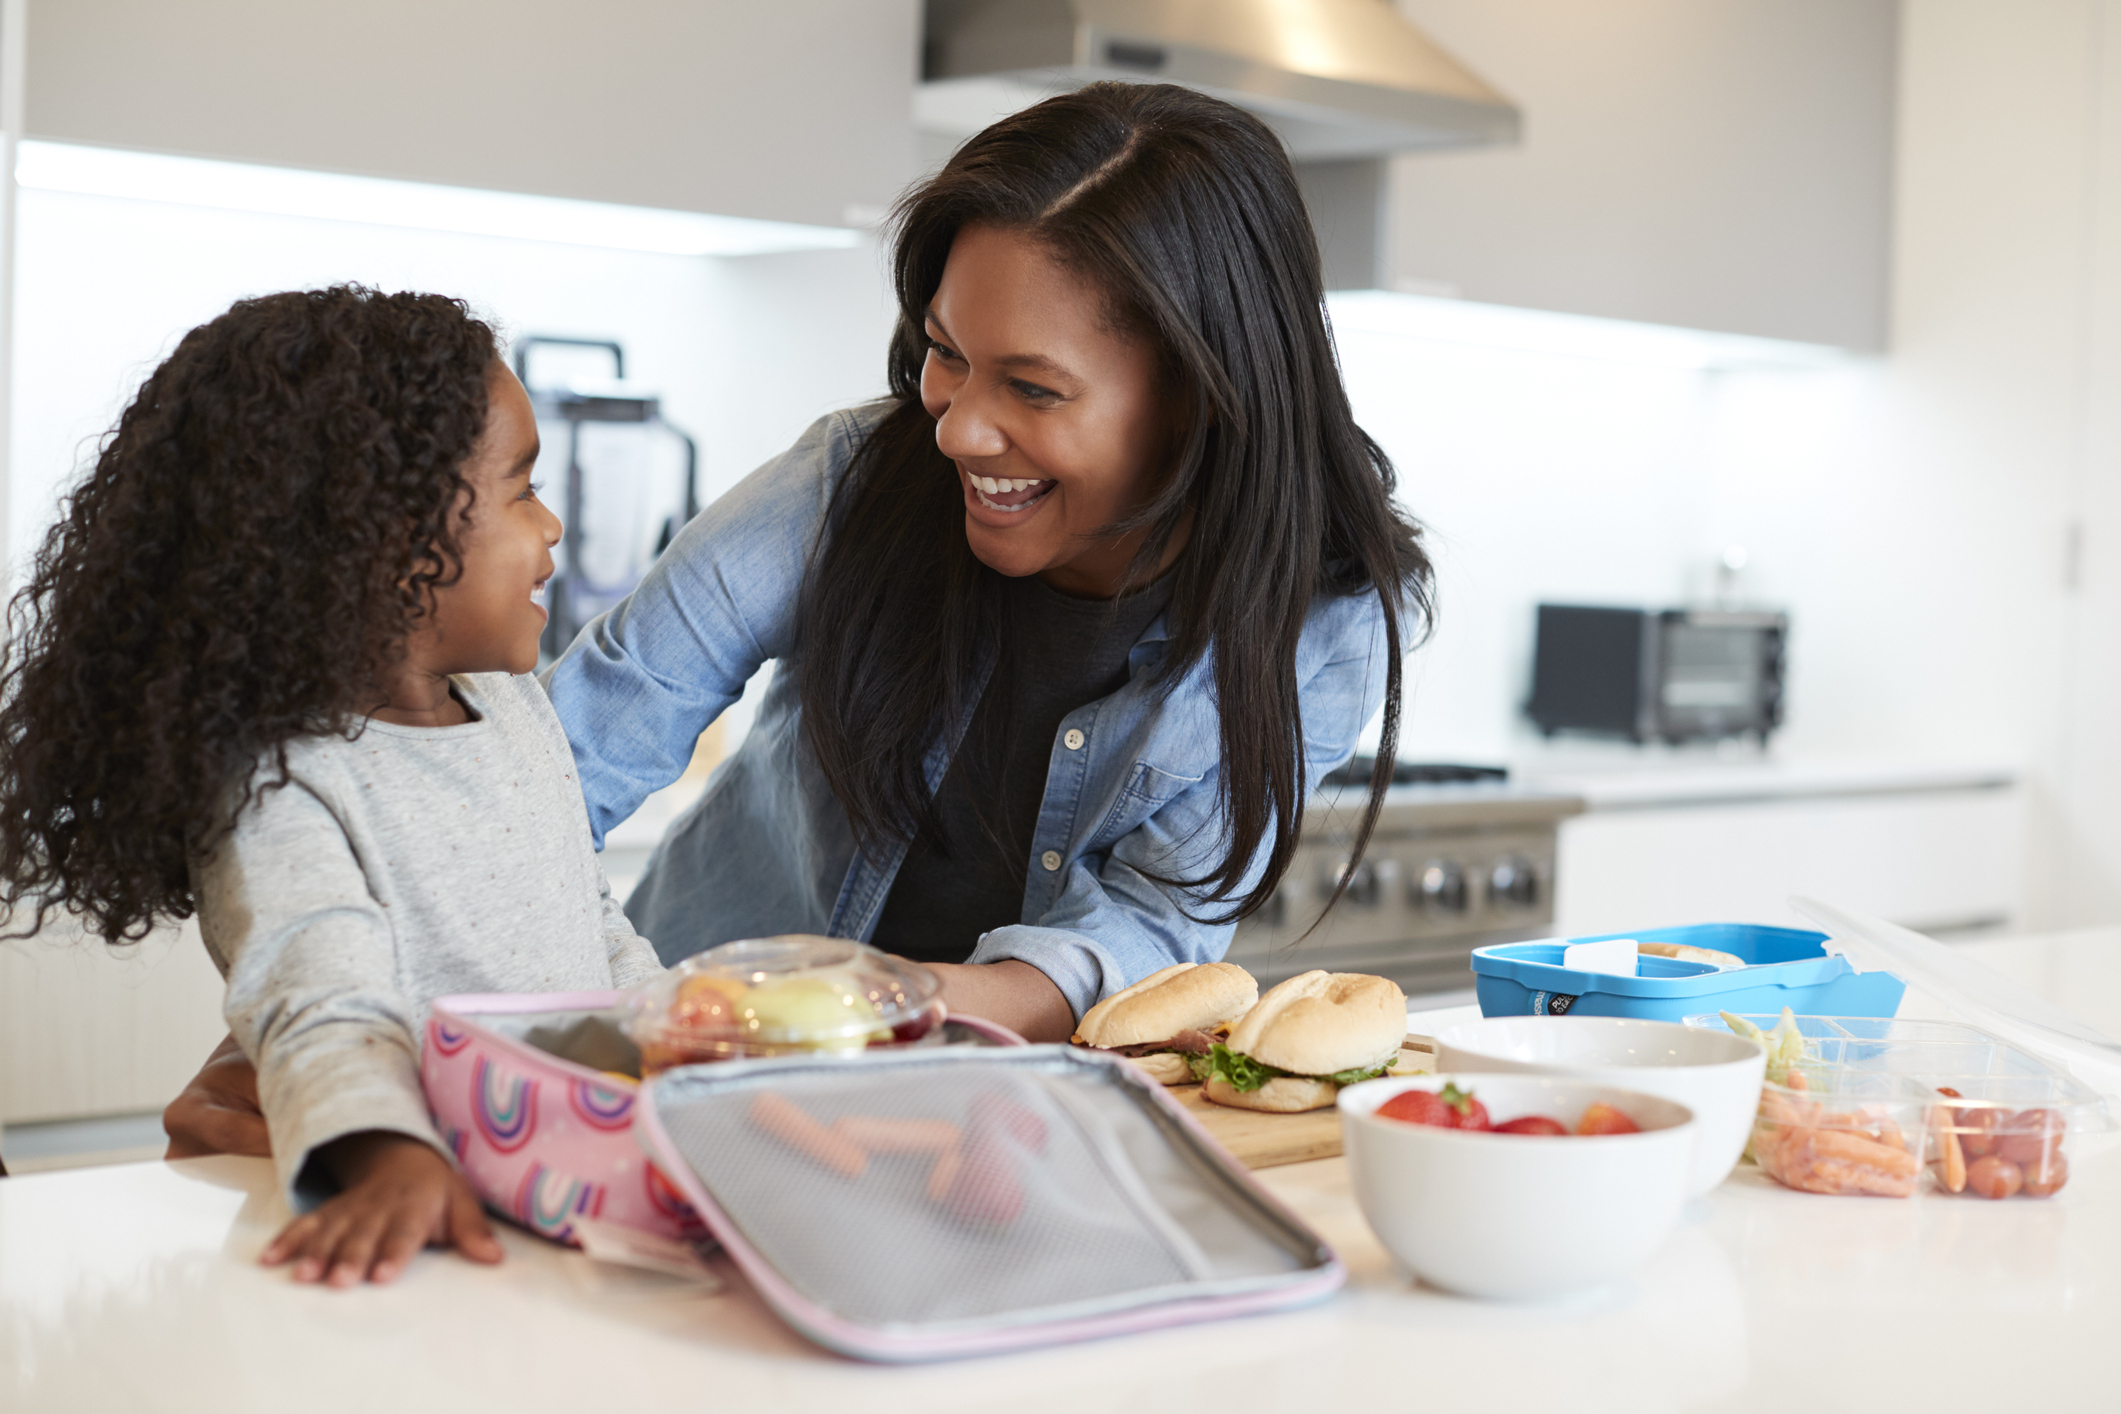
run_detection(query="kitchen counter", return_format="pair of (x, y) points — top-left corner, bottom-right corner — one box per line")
(6, 931), (2116, 1412)
(1514, 751), (2017, 813)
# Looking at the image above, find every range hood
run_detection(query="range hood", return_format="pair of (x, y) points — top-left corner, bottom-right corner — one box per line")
(918, 0), (1520, 160)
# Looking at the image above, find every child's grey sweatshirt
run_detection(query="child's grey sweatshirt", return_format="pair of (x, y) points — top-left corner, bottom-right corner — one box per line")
(193, 672), (666, 1208)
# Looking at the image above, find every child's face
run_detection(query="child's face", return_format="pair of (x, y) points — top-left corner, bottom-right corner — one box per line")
(426, 364), (560, 675)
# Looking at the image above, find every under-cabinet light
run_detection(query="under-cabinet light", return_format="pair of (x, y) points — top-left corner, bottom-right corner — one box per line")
(14, 140), (862, 258)
(1326, 289), (1852, 372)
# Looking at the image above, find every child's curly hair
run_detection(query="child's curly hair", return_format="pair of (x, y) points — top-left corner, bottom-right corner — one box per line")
(0, 285), (500, 942)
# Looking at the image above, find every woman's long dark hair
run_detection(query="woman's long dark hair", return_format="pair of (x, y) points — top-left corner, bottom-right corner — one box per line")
(799, 82), (1433, 925)
(0, 286), (498, 942)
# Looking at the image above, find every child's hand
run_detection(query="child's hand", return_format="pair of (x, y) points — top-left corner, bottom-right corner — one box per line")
(260, 1131), (504, 1286)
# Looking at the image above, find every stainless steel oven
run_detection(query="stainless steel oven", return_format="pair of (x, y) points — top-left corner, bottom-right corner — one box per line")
(1223, 767), (1585, 999)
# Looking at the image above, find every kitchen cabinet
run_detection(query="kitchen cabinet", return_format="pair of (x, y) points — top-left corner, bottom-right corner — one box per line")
(0, 919), (226, 1126)
(1340, 0), (1898, 349)
(20, 0), (920, 229)
(1539, 763), (2023, 937)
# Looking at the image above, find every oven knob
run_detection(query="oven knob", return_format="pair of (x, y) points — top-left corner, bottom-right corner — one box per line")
(1325, 857), (1380, 907)
(1489, 855), (1540, 909)
(1413, 860), (1468, 914)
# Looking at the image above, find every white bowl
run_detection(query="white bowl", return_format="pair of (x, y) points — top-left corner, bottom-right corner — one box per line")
(1433, 1015), (1766, 1196)
(1340, 1074), (1695, 1300)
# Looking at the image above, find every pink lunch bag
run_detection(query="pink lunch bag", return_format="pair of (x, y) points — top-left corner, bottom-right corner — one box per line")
(422, 990), (704, 1246)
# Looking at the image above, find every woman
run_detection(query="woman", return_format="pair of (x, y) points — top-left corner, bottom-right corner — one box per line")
(163, 81), (1431, 1152)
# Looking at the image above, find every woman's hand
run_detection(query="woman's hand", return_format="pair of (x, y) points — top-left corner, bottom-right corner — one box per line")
(260, 1131), (503, 1286)
(927, 958), (1075, 1042)
(163, 1033), (270, 1159)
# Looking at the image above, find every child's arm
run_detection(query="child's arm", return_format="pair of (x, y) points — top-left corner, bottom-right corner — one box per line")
(195, 773), (454, 1216)
(260, 1130), (502, 1286)
(594, 856), (667, 987)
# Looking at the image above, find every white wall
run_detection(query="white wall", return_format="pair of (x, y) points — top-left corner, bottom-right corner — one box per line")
(9, 187), (893, 577)
(1333, 326), (1718, 762)
(1350, 0), (2121, 939)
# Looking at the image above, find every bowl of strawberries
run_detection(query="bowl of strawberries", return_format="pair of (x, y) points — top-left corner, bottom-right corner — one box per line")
(1338, 1074), (1696, 1300)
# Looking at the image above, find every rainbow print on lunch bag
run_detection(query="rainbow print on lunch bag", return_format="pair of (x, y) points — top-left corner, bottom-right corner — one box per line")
(422, 991), (701, 1247)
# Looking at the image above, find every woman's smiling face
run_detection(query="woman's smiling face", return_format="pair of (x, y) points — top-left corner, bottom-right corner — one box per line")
(921, 223), (1182, 597)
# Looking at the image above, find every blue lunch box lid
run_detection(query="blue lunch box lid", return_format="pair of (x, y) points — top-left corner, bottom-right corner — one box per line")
(1470, 923), (1849, 998)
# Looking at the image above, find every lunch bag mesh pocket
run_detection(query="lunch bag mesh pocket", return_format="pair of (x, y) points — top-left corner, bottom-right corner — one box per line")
(654, 1065), (1211, 1327)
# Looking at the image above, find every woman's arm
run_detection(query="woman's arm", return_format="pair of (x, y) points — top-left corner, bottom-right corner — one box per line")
(163, 1032), (269, 1159)
(927, 959), (1075, 1042)
(543, 409), (865, 843)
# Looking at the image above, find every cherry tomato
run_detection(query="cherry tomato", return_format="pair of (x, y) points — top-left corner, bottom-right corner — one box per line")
(890, 1003), (944, 1044)
(1576, 1103), (1642, 1136)
(2021, 1148), (2069, 1197)
(1996, 1108), (2063, 1169)
(1965, 1154), (2024, 1200)
(1492, 1115), (1569, 1136)
(1955, 1106), (2001, 1160)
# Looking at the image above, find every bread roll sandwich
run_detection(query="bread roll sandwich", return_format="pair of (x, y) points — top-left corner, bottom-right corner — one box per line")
(1071, 962), (1259, 1085)
(1195, 970), (1407, 1112)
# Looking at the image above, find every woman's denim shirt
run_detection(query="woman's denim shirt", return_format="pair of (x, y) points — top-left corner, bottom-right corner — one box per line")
(544, 404), (1397, 1021)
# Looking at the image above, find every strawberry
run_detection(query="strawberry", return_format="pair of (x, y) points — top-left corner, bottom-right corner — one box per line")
(1376, 1089), (1456, 1128)
(1376, 1082), (1491, 1130)
(1440, 1081), (1492, 1131)
(1492, 1115), (1569, 1136)
(1575, 1102), (1641, 1136)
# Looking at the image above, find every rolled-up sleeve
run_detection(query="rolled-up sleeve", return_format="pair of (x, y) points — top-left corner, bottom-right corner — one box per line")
(198, 781), (441, 1212)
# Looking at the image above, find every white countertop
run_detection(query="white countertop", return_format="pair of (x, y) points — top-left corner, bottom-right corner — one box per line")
(1513, 753), (2020, 812)
(6, 932), (2116, 1412)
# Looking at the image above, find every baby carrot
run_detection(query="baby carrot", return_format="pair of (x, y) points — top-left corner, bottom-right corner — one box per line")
(749, 1092), (868, 1178)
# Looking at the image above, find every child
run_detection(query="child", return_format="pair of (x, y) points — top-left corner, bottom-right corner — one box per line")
(0, 286), (664, 1285)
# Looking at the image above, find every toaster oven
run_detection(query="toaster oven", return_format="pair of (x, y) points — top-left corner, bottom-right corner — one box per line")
(1527, 604), (1787, 744)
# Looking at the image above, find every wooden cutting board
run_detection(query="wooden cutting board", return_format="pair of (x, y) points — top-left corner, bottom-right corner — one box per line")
(1170, 1039), (1433, 1170)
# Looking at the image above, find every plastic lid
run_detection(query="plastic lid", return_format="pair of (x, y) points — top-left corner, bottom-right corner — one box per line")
(626, 935), (945, 1069)
(1793, 896), (2121, 1100)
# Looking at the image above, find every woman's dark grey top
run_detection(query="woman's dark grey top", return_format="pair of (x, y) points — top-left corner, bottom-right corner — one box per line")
(870, 572), (1172, 964)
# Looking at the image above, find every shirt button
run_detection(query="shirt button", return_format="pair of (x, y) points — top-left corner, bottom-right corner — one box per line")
(1063, 729), (1085, 751)
(1041, 850), (1063, 872)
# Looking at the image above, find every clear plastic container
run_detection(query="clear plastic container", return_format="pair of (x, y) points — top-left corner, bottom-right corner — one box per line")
(628, 936), (946, 1074)
(1689, 1013), (2112, 1200)
(1748, 1069), (1929, 1197)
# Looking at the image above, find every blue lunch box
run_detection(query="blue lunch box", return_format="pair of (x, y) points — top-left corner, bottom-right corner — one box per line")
(1470, 923), (1906, 1022)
